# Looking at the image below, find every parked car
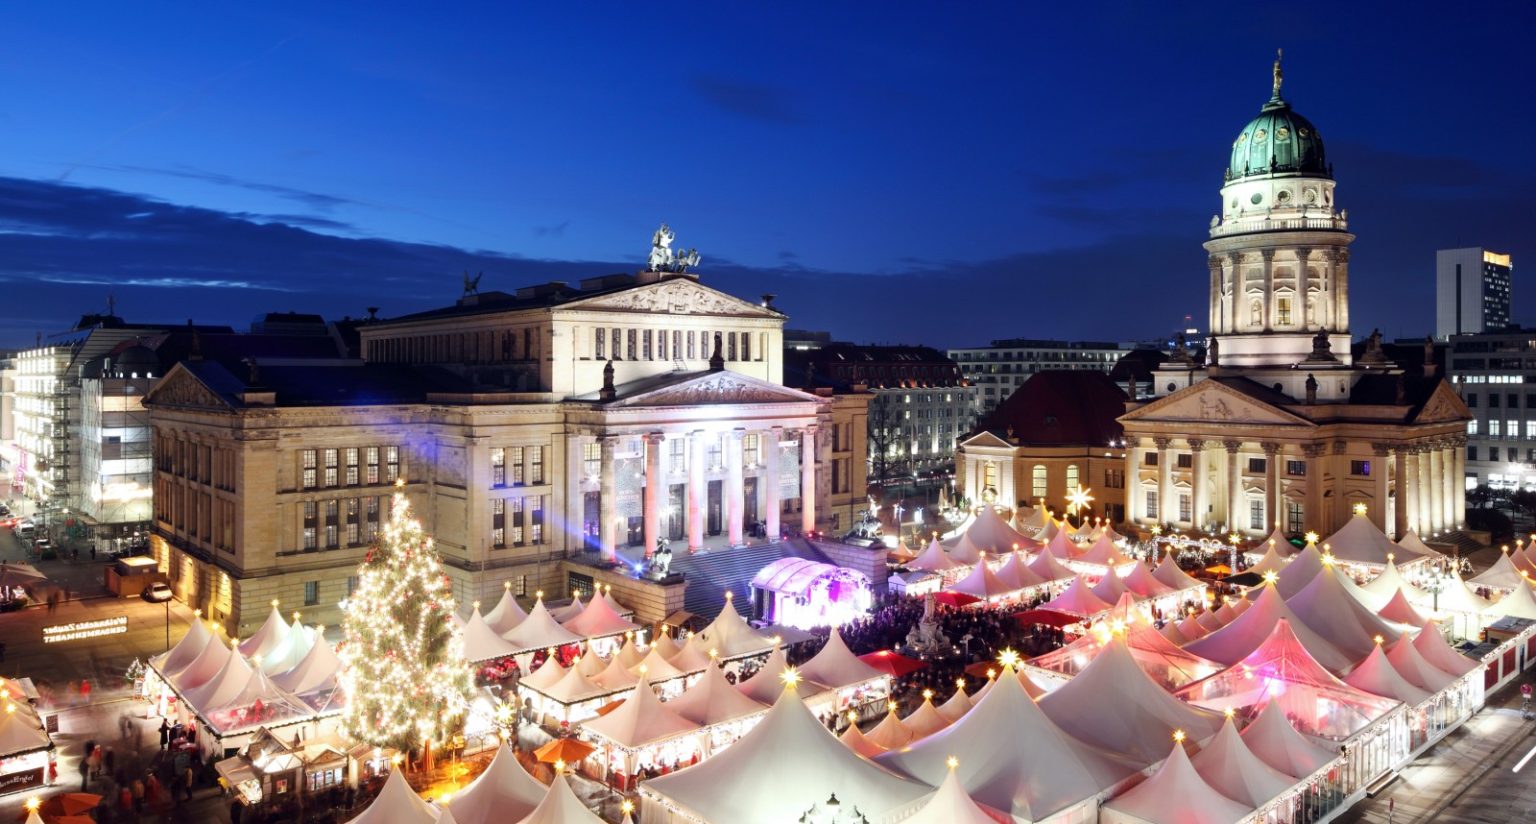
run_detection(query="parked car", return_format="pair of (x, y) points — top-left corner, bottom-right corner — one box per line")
(15, 521), (34, 540)
(142, 582), (174, 603)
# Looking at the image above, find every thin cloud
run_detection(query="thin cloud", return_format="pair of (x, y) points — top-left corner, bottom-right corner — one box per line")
(691, 75), (802, 124)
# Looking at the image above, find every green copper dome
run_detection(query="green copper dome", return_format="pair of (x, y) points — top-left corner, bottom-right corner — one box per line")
(1225, 54), (1330, 183)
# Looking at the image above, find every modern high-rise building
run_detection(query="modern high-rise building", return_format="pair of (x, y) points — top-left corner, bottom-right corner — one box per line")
(947, 339), (1127, 417)
(1437, 247), (1512, 338)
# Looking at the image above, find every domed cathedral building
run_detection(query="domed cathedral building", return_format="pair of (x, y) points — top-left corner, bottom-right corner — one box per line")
(1119, 53), (1472, 540)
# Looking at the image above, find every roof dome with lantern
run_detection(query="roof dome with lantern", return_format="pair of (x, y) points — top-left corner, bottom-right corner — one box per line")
(1226, 51), (1329, 184)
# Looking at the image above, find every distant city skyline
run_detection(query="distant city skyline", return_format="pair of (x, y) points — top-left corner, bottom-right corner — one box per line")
(0, 4), (1532, 348)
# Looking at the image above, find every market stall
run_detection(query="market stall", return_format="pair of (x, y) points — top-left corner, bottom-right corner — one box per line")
(749, 558), (872, 630)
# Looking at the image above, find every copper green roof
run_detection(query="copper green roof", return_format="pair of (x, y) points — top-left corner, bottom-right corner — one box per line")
(1225, 55), (1329, 183)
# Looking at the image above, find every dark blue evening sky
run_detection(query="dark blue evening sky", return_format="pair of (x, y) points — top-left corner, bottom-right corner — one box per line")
(1, 2), (1532, 347)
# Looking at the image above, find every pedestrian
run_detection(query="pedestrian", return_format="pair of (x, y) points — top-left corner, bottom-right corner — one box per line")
(81, 764), (90, 792)
(131, 776), (144, 812)
(79, 678), (90, 703)
(183, 763), (195, 801)
(159, 718), (170, 749)
(90, 546), (96, 560)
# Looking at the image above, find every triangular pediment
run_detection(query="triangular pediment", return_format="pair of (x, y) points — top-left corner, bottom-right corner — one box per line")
(1412, 381), (1472, 424)
(959, 431), (1014, 450)
(606, 371), (821, 408)
(1120, 379), (1311, 428)
(143, 364), (235, 411)
(562, 278), (780, 318)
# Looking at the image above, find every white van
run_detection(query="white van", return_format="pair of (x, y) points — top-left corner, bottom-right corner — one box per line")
(15, 521), (34, 540)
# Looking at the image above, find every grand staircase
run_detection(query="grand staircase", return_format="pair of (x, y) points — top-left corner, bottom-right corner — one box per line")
(669, 538), (831, 619)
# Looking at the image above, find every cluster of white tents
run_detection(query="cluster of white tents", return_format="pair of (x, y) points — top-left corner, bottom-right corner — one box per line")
(144, 605), (344, 757)
(454, 586), (640, 667)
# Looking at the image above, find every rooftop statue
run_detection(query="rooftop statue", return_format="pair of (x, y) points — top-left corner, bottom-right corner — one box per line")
(647, 223), (703, 274)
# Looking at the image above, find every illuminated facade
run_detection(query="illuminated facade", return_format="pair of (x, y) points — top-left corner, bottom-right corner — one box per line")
(949, 339), (1126, 417)
(147, 269), (839, 635)
(1448, 330), (1536, 489)
(1437, 248), (1512, 339)
(1119, 55), (1473, 539)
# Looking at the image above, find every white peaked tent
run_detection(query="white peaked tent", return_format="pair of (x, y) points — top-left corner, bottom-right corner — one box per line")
(1285, 565), (1403, 663)
(503, 598), (584, 653)
(945, 555), (1015, 601)
(0, 698), (52, 757)
(271, 632), (342, 695)
(561, 595), (639, 638)
(1359, 557), (1431, 610)
(839, 719), (886, 758)
(183, 645), (255, 711)
(1017, 504), (1047, 533)
(901, 763), (1006, 824)
(666, 664), (767, 728)
(960, 503), (1038, 553)
(462, 612), (519, 664)
(1412, 620), (1480, 676)
(1394, 531), (1441, 562)
(1037, 518), (1060, 542)
(640, 684), (930, 824)
(519, 656), (567, 693)
(947, 532), (986, 566)
(797, 629), (886, 690)
(1177, 615), (1210, 641)
(1100, 741), (1253, 824)
(153, 617), (215, 678)
(630, 646), (691, 683)
(693, 597), (774, 660)
(259, 622), (315, 675)
(1472, 550), (1530, 592)
(1240, 701), (1339, 779)
(598, 587), (633, 619)
(1042, 529), (1082, 561)
(1028, 548), (1078, 583)
(1078, 534), (1136, 571)
(1195, 611), (1224, 633)
(204, 667), (313, 734)
(549, 594), (586, 623)
(514, 772), (605, 824)
(592, 654), (639, 692)
(582, 675), (699, 752)
(1090, 570), (1132, 604)
(1385, 637), (1458, 692)
(1039, 639), (1224, 766)
(735, 646), (793, 705)
(1151, 553), (1206, 592)
(1272, 542), (1325, 599)
(1124, 562), (1176, 598)
(936, 684), (972, 723)
(238, 605), (292, 661)
(572, 645), (607, 679)
(908, 539), (960, 573)
(1490, 579), (1536, 621)
(1324, 513), (1424, 568)
(900, 695), (951, 740)
(1434, 572), (1494, 616)
(1212, 600), (1239, 625)
(1516, 546), (1536, 577)
(877, 663), (1135, 821)
(1377, 589), (1430, 628)
(1185, 584), (1355, 673)
(538, 665), (606, 708)
(1345, 644), (1432, 706)
(650, 630), (682, 663)
(22, 810), (42, 824)
(443, 741), (546, 824)
(345, 767), (440, 824)
(1190, 716), (1297, 808)
(484, 587), (530, 636)
(1040, 575), (1112, 618)
(613, 636), (646, 670)
(172, 635), (235, 693)
(993, 551), (1046, 591)
(1248, 541), (1291, 577)
(1160, 622), (1190, 645)
(1261, 528), (1298, 557)
(865, 706), (914, 750)
(667, 636), (713, 673)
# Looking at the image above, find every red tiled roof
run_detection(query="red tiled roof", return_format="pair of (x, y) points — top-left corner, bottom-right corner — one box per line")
(978, 370), (1126, 447)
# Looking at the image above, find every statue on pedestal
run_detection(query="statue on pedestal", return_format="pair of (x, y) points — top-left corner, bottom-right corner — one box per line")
(649, 539), (673, 576)
(903, 593), (951, 656)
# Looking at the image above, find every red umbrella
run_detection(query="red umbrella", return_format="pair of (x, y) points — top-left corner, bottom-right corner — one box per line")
(933, 591), (981, 608)
(857, 650), (928, 678)
(1013, 609), (1084, 629)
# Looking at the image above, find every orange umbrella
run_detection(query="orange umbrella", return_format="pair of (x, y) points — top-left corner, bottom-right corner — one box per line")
(534, 737), (595, 764)
(55, 817), (97, 824)
(56, 794), (102, 816)
(593, 699), (627, 717)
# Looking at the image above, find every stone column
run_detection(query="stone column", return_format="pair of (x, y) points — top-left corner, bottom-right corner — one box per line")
(1303, 444), (1325, 535)
(1441, 442), (1455, 531)
(1125, 443), (1141, 523)
(1417, 446), (1434, 534)
(1371, 443), (1391, 532)
(1335, 249), (1351, 330)
(566, 435), (584, 554)
(1425, 444), (1443, 534)
(1261, 250), (1275, 332)
(1393, 448), (1410, 539)
(1262, 442), (1282, 532)
(801, 425), (818, 534)
(1154, 437), (1172, 525)
(1453, 435), (1467, 528)
(764, 427), (781, 541)
(1224, 440), (1242, 530)
(598, 435), (618, 562)
(687, 430), (705, 552)
(1403, 445), (1420, 535)
(1207, 258), (1222, 335)
(726, 428), (745, 546)
(1331, 441), (1350, 532)
(1226, 254), (1242, 332)
(1189, 439), (1206, 530)
(643, 432), (664, 559)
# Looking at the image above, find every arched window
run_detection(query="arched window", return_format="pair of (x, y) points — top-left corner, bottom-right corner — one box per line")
(1065, 464), (1080, 492)
(1031, 465), (1048, 500)
(1249, 299), (1263, 327)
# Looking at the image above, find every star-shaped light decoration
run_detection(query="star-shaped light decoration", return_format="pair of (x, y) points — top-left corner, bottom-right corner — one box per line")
(1304, 531), (1319, 545)
(997, 648), (1021, 670)
(1353, 502), (1368, 516)
(1065, 485), (1094, 517)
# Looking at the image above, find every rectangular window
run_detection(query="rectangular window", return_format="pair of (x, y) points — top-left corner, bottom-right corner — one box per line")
(365, 497), (380, 542)
(1469, 420), (1480, 436)
(323, 449), (338, 487)
(1287, 501), (1305, 534)
(1105, 469), (1124, 489)
(742, 434), (759, 466)
(1176, 453), (1193, 469)
(1250, 499), (1264, 530)
(301, 449), (317, 489)
(1527, 421), (1536, 440)
(1276, 297), (1292, 326)
(643, 329), (652, 360)
(670, 438), (686, 474)
(1490, 446), (1501, 461)
(1510, 419), (1520, 440)
(1247, 458), (1267, 474)
(595, 328), (606, 360)
(1286, 459), (1306, 476)
(346, 576), (358, 596)
(510, 446), (525, 485)
(1466, 393), (1478, 408)
(492, 498), (506, 547)
(1511, 394), (1520, 408)
(511, 497), (526, 546)
(1144, 452), (1159, 466)
(707, 435), (724, 470)
(325, 499), (339, 548)
(302, 501), (317, 550)
(627, 328), (637, 360)
(1491, 420), (1503, 437)
(728, 333), (738, 361)
(583, 442), (601, 477)
(687, 330), (696, 360)
(1491, 394), (1501, 408)
(345, 448), (359, 486)
(1179, 493), (1192, 522)
(366, 447), (380, 485)
(385, 446), (400, 482)
(1065, 464), (1080, 490)
(491, 447), (506, 487)
(672, 330), (682, 361)
(530, 497), (544, 544)
(516, 575), (528, 597)
(1350, 460), (1371, 477)
(304, 581), (319, 606)
(1468, 445), (1478, 461)
(529, 446), (544, 484)
(742, 333), (751, 362)
(1146, 490), (1159, 520)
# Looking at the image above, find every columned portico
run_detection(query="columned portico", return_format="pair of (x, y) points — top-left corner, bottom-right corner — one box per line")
(726, 428), (745, 545)
(643, 432), (664, 558)
(1125, 443), (1142, 522)
(1303, 444), (1325, 532)
(801, 425), (818, 534)
(1223, 440), (1242, 529)
(599, 435), (618, 561)
(1439, 441), (1455, 531)
(1189, 439), (1207, 529)
(1392, 447), (1408, 538)
(1418, 446), (1436, 534)
(1262, 442), (1281, 531)
(1453, 436), (1467, 527)
(1371, 443), (1390, 533)
(688, 430), (706, 551)
(1155, 437), (1173, 524)
(764, 427), (781, 541)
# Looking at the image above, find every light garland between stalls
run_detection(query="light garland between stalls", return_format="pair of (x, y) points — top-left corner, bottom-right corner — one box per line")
(337, 484), (474, 751)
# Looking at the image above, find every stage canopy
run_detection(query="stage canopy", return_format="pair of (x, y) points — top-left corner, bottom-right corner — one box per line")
(750, 558), (872, 630)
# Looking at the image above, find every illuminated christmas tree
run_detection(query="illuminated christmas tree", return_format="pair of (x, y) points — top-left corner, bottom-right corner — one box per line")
(339, 485), (473, 753)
